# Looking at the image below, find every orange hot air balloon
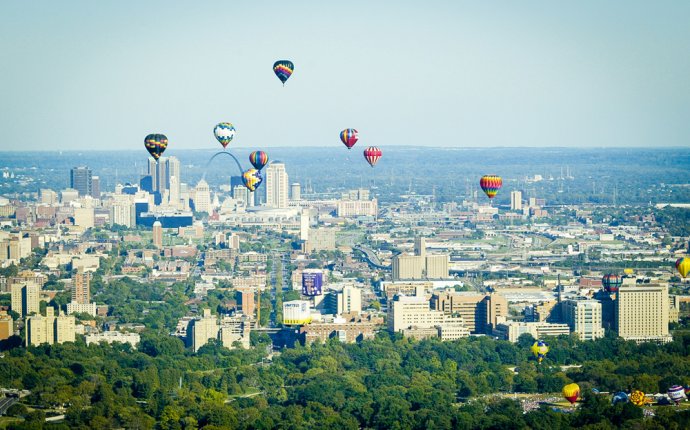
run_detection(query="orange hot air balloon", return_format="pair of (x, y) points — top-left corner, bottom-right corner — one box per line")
(563, 383), (580, 404)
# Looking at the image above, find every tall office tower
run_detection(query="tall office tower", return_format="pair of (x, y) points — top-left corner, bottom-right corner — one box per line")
(563, 299), (604, 340)
(72, 269), (92, 304)
(152, 221), (163, 249)
(188, 309), (218, 352)
(70, 166), (92, 197)
(147, 158), (159, 191)
(240, 290), (255, 318)
(616, 284), (672, 343)
(91, 176), (100, 198)
(11, 282), (40, 317)
(169, 175), (179, 207)
(414, 236), (426, 258)
(265, 162), (289, 208)
(391, 255), (425, 280)
(166, 157), (181, 197)
(291, 183), (301, 201)
(194, 179), (211, 213)
(510, 191), (523, 211)
(110, 198), (134, 227)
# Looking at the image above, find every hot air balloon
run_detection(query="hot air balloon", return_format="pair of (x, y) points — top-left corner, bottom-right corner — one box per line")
(676, 257), (690, 278)
(562, 383), (580, 404)
(144, 134), (168, 161)
(612, 392), (629, 405)
(214, 123), (236, 149)
(531, 340), (549, 363)
(249, 151), (269, 171)
(629, 390), (646, 406)
(685, 386), (690, 397)
(363, 146), (382, 168)
(242, 168), (263, 192)
(340, 129), (358, 149)
(480, 175), (503, 199)
(273, 60), (294, 85)
(602, 274), (622, 293)
(668, 385), (686, 405)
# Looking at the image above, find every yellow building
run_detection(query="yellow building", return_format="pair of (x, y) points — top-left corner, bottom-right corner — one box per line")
(392, 255), (424, 280)
(562, 299), (604, 340)
(0, 311), (13, 340)
(616, 284), (672, 343)
(425, 255), (449, 279)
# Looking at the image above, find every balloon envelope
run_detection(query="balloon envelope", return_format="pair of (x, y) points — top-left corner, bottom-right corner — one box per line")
(668, 385), (686, 404)
(340, 129), (358, 149)
(480, 175), (503, 199)
(629, 390), (646, 406)
(562, 383), (580, 404)
(214, 123), (236, 149)
(249, 151), (269, 171)
(242, 168), (263, 192)
(602, 274), (622, 293)
(364, 146), (382, 168)
(273, 60), (294, 85)
(144, 134), (168, 160)
(531, 340), (549, 363)
(612, 392), (629, 405)
(676, 257), (690, 278)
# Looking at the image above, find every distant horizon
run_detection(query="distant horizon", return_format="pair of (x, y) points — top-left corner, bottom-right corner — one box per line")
(1, 145), (690, 154)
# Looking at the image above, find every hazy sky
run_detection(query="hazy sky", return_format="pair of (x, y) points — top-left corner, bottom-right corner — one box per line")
(1, 1), (689, 151)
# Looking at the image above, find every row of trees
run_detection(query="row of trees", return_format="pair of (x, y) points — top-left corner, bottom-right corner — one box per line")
(3, 329), (690, 428)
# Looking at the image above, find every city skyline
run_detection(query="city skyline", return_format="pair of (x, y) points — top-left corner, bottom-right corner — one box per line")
(1, 1), (689, 151)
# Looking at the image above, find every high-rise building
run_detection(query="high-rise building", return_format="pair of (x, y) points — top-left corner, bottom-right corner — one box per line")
(331, 285), (362, 315)
(152, 221), (163, 249)
(240, 290), (255, 318)
(25, 307), (76, 346)
(430, 291), (507, 334)
(70, 166), (92, 197)
(194, 179), (211, 213)
(188, 309), (218, 352)
(510, 191), (523, 211)
(166, 157), (180, 195)
(11, 282), (40, 317)
(392, 255), (424, 280)
(414, 236), (426, 258)
(40, 189), (57, 205)
(91, 176), (100, 199)
(616, 284), (672, 343)
(388, 295), (470, 341)
(110, 197), (135, 227)
(72, 270), (91, 304)
(291, 183), (301, 201)
(425, 255), (449, 279)
(265, 162), (289, 208)
(563, 299), (604, 340)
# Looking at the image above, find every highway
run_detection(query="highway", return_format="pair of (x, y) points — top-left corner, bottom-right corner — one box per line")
(354, 245), (391, 270)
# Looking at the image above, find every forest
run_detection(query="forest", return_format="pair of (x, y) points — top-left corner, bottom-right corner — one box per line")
(2, 330), (690, 429)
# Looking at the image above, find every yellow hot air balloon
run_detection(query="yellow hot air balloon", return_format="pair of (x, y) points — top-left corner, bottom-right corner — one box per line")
(676, 257), (690, 278)
(531, 340), (549, 363)
(629, 390), (646, 406)
(562, 383), (580, 404)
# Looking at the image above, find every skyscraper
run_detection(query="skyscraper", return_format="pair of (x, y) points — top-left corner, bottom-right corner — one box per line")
(265, 162), (289, 208)
(11, 282), (39, 317)
(152, 221), (163, 249)
(563, 299), (604, 340)
(510, 191), (523, 211)
(91, 176), (100, 198)
(166, 156), (181, 198)
(194, 179), (211, 213)
(70, 166), (92, 197)
(72, 269), (91, 304)
(616, 284), (672, 343)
